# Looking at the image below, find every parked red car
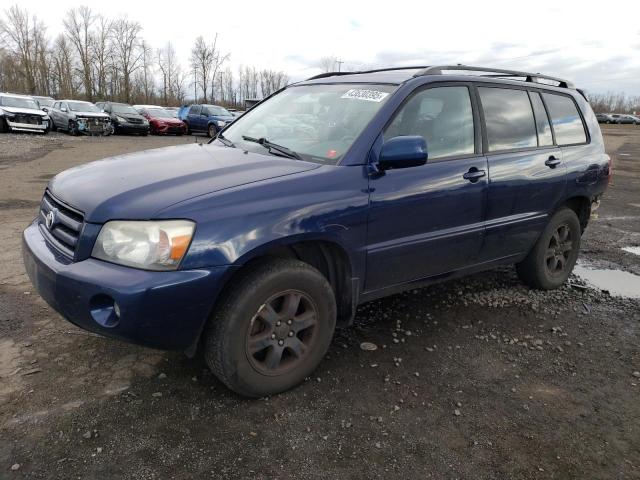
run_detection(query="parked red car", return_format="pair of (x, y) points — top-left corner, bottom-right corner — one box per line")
(134, 105), (186, 135)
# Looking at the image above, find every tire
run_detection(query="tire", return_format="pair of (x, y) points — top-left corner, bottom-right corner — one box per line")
(207, 124), (217, 138)
(0, 118), (7, 133)
(68, 120), (78, 136)
(203, 258), (337, 397)
(516, 207), (581, 290)
(184, 122), (191, 135)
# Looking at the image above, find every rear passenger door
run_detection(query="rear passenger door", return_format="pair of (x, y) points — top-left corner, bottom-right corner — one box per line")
(366, 84), (488, 291)
(477, 86), (566, 262)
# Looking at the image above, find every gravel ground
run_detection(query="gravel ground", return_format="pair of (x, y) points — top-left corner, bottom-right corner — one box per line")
(0, 127), (639, 479)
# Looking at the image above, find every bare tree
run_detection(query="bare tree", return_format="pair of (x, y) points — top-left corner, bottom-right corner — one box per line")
(0, 6), (48, 93)
(259, 69), (289, 98)
(190, 34), (228, 103)
(51, 33), (75, 98)
(111, 17), (143, 103)
(319, 56), (337, 73)
(63, 6), (94, 100)
(90, 14), (111, 100)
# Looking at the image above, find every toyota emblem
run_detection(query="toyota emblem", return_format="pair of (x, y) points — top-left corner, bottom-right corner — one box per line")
(45, 209), (57, 230)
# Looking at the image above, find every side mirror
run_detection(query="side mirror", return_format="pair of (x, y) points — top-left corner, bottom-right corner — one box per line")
(378, 136), (428, 170)
(41, 107), (49, 113)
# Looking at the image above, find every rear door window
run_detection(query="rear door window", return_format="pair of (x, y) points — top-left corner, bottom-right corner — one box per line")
(478, 87), (537, 151)
(543, 93), (587, 145)
(528, 92), (554, 146)
(384, 86), (475, 160)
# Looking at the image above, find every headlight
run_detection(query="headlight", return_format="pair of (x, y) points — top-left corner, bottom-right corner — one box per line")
(115, 115), (128, 123)
(92, 220), (195, 271)
(42, 115), (50, 120)
(142, 119), (149, 125)
(216, 120), (225, 127)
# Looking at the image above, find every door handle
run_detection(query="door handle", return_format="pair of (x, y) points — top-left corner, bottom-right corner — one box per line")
(545, 156), (561, 168)
(463, 168), (486, 182)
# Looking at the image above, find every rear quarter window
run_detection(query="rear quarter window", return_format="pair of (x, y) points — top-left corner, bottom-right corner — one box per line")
(479, 87), (537, 151)
(543, 93), (587, 145)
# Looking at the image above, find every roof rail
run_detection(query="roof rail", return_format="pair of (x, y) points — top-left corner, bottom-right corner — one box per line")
(413, 65), (575, 89)
(305, 66), (429, 81)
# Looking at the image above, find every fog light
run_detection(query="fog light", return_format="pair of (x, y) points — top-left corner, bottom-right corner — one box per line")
(89, 294), (120, 328)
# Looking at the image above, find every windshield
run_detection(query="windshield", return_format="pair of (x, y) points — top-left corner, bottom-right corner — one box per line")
(204, 105), (231, 116)
(67, 101), (100, 112)
(147, 108), (174, 119)
(1, 96), (39, 110)
(112, 103), (138, 114)
(36, 98), (54, 107)
(222, 84), (397, 164)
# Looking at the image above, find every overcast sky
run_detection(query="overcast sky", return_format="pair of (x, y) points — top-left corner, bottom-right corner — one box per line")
(19, 0), (640, 95)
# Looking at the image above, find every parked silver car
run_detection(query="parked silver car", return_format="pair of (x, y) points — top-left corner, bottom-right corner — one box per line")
(0, 93), (50, 134)
(49, 100), (111, 136)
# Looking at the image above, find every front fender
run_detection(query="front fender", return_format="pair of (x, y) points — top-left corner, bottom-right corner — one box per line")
(157, 164), (370, 279)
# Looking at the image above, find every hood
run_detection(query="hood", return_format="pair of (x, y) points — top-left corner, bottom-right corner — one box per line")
(48, 144), (320, 223)
(211, 115), (235, 123)
(1, 106), (47, 117)
(73, 111), (110, 119)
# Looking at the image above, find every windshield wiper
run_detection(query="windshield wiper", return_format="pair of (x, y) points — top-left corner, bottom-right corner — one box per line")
(215, 132), (235, 148)
(241, 136), (302, 160)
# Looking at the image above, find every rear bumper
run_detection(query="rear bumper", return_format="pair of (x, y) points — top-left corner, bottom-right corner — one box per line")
(22, 220), (233, 351)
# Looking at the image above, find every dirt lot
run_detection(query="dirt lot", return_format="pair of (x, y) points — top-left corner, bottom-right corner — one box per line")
(1, 127), (639, 479)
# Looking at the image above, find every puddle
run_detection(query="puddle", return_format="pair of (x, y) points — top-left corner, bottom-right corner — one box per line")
(622, 246), (640, 256)
(573, 262), (640, 298)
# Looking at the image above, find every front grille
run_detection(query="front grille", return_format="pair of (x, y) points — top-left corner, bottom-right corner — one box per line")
(15, 114), (41, 125)
(127, 117), (143, 124)
(78, 117), (108, 132)
(39, 191), (84, 258)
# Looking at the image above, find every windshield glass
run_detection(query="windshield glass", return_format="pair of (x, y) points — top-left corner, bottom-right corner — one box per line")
(112, 104), (138, 114)
(67, 101), (100, 112)
(222, 84), (397, 164)
(204, 105), (231, 116)
(36, 98), (54, 107)
(1, 96), (39, 110)
(147, 108), (174, 118)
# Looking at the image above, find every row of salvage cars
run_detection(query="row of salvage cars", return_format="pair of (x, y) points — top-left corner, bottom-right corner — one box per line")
(0, 92), (188, 137)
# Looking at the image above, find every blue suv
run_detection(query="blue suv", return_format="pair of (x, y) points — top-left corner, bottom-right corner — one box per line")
(23, 65), (610, 397)
(178, 103), (235, 137)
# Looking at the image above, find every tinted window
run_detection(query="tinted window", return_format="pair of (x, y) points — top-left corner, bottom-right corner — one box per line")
(543, 93), (586, 145)
(529, 92), (554, 146)
(189, 105), (201, 115)
(479, 87), (537, 151)
(384, 86), (475, 160)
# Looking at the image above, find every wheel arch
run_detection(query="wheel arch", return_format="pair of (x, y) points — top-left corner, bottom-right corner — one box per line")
(188, 237), (357, 356)
(560, 196), (591, 232)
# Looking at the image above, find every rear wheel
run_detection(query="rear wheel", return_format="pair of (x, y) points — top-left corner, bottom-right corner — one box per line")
(203, 259), (336, 397)
(516, 208), (581, 290)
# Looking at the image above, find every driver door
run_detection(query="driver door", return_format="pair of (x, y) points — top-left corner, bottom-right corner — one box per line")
(365, 84), (488, 292)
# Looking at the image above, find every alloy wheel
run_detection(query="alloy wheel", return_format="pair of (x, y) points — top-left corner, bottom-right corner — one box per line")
(545, 223), (573, 276)
(245, 290), (318, 376)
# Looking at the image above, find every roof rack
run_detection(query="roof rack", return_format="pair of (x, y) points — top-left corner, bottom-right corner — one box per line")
(413, 65), (574, 89)
(305, 66), (429, 81)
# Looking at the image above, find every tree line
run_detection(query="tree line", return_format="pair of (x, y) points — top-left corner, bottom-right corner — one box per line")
(0, 5), (290, 107)
(587, 92), (640, 115)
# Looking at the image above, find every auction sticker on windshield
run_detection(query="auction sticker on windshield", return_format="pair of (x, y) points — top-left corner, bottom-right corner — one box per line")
(341, 89), (389, 102)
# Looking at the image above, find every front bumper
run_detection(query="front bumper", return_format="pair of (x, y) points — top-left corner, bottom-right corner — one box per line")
(22, 220), (233, 351)
(113, 123), (149, 134)
(156, 123), (185, 135)
(7, 119), (48, 133)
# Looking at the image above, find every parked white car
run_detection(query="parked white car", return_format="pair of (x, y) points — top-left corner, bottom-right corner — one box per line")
(0, 93), (50, 134)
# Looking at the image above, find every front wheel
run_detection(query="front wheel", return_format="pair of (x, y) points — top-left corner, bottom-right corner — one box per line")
(203, 259), (337, 397)
(516, 207), (581, 290)
(207, 124), (217, 138)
